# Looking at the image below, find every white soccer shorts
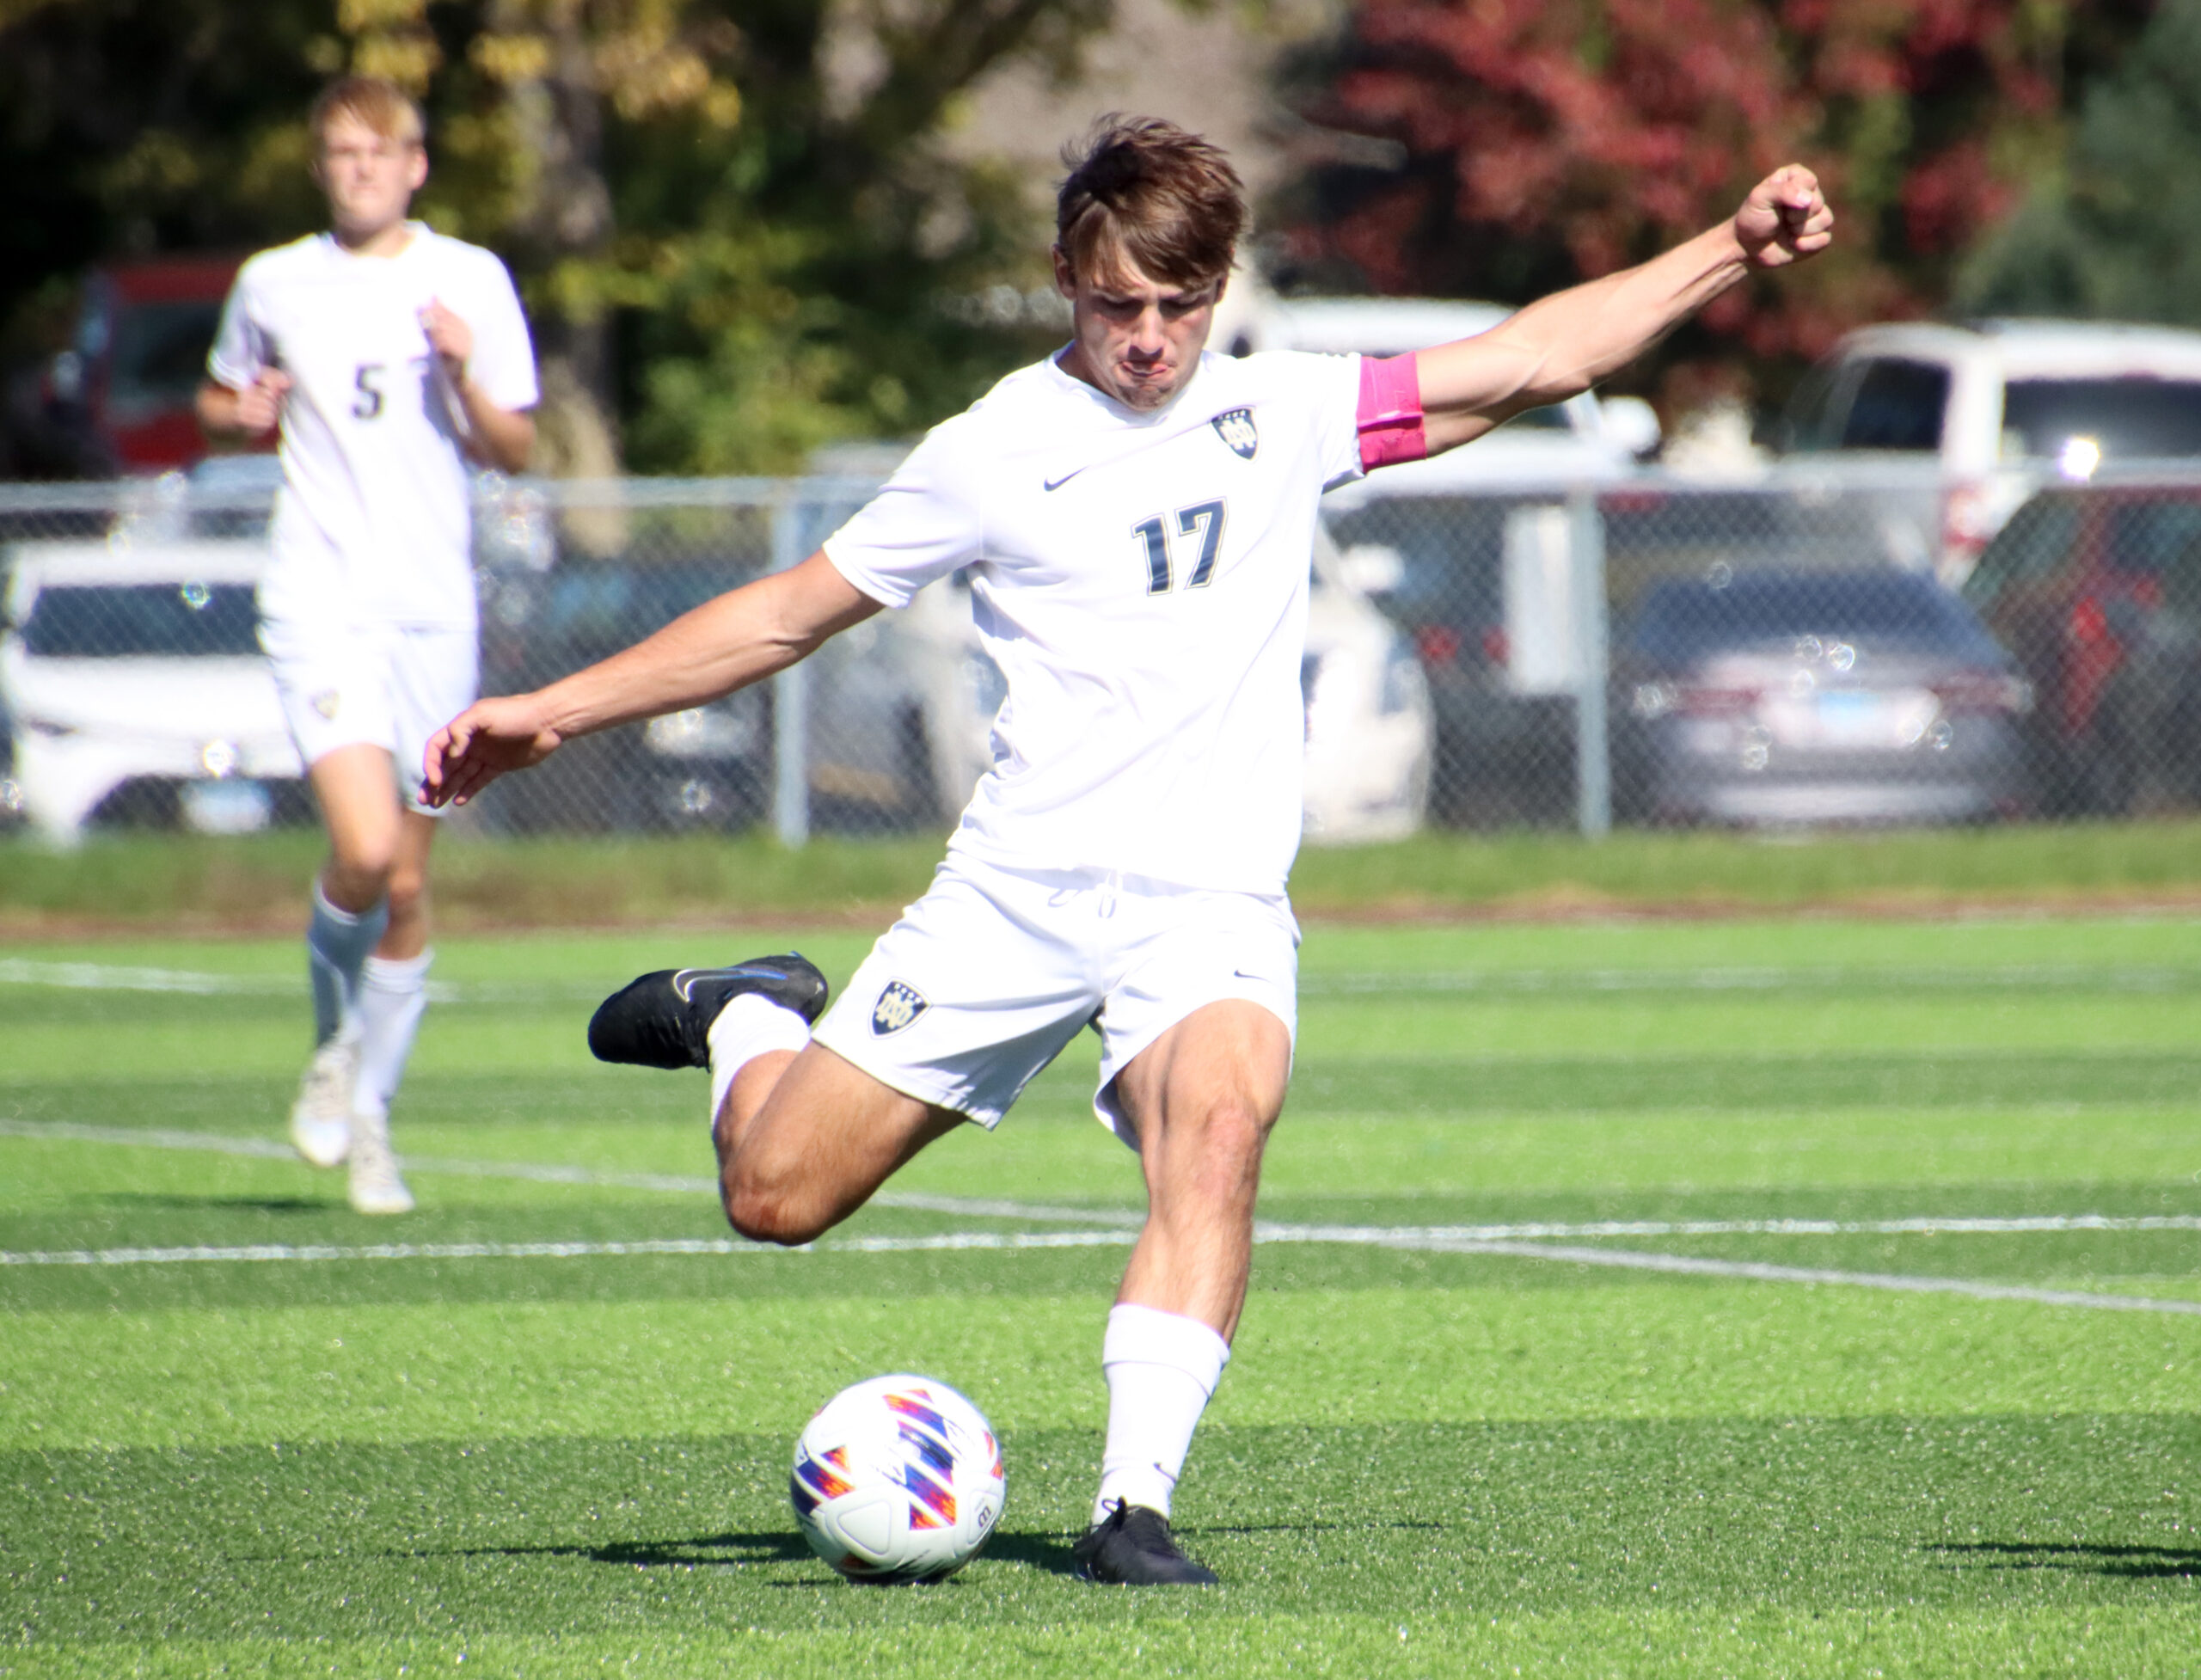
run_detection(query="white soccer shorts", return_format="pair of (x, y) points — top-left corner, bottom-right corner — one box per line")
(260, 616), (479, 817)
(810, 852), (1300, 1149)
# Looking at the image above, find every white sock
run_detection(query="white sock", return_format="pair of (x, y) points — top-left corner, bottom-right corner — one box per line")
(355, 949), (432, 1118)
(1092, 1303), (1231, 1524)
(706, 994), (812, 1131)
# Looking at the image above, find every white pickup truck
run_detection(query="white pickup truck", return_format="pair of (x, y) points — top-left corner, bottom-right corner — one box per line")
(1770, 317), (2201, 582)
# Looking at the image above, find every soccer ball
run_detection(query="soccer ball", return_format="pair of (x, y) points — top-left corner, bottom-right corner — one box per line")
(788, 1373), (1006, 1582)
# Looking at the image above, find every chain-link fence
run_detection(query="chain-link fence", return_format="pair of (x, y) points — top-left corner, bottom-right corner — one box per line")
(6, 463), (2201, 845)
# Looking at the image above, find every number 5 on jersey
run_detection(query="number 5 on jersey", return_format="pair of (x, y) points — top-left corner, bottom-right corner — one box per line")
(1131, 500), (1226, 595)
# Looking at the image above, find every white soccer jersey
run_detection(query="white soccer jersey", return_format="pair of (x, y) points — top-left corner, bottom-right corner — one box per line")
(825, 348), (1364, 895)
(208, 224), (538, 631)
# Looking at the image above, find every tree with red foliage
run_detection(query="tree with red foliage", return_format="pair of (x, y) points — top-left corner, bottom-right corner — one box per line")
(1278, 0), (2150, 412)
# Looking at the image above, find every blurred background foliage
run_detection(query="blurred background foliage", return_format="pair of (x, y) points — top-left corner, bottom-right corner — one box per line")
(1272, 0), (2168, 414)
(0, 0), (1099, 473)
(1959, 0), (2201, 328)
(0, 0), (2196, 463)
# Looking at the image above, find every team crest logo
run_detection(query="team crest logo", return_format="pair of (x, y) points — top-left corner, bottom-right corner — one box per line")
(310, 690), (341, 720)
(1211, 408), (1258, 459)
(872, 979), (928, 1036)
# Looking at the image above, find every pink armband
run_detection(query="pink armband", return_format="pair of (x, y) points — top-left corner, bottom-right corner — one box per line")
(1357, 353), (1427, 470)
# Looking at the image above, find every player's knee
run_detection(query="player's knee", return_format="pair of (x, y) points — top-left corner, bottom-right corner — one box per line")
(1204, 1093), (1275, 1156)
(1149, 1093), (1272, 1199)
(722, 1172), (829, 1248)
(327, 835), (399, 897)
(384, 861), (428, 923)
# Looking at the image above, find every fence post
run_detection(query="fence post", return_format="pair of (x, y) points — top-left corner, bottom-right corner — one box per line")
(770, 484), (811, 848)
(1569, 486), (1612, 839)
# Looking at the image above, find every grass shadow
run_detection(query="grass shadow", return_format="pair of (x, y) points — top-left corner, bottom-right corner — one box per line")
(436, 1530), (815, 1568)
(972, 1529), (1082, 1575)
(1933, 1541), (2201, 1580)
(355, 1526), (1088, 1581)
(95, 1193), (332, 1213)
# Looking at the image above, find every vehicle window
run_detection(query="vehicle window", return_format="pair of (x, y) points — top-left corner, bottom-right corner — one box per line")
(533, 563), (751, 668)
(1838, 359), (1949, 451)
(1777, 359), (1847, 451)
(2107, 501), (2201, 625)
(18, 583), (261, 657)
(108, 301), (226, 408)
(1321, 496), (1506, 628)
(2002, 378), (2201, 460)
(1962, 497), (2080, 613)
(1497, 405), (1571, 432)
(1628, 571), (1998, 664)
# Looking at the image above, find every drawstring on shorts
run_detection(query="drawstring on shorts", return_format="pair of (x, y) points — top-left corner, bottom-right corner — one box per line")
(1046, 871), (1121, 919)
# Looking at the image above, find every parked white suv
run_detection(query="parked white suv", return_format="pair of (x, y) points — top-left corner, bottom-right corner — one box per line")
(1, 536), (303, 842)
(1774, 318), (2201, 579)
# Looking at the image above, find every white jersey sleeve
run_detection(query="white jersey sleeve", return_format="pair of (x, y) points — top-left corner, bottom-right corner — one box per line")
(206, 264), (274, 390)
(820, 421), (986, 609)
(454, 254), (538, 412)
(1296, 350), (1365, 490)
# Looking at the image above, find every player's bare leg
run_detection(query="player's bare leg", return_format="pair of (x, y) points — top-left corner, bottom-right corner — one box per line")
(348, 808), (439, 1214)
(312, 743), (405, 914)
(289, 746), (399, 1168)
(1074, 998), (1291, 1586)
(714, 1044), (963, 1243)
(295, 745), (425, 1212)
(1112, 999), (1291, 1336)
(588, 958), (962, 1242)
(374, 810), (437, 960)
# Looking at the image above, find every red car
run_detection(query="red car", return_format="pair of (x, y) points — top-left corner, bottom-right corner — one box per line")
(30, 254), (243, 475)
(1960, 481), (2201, 815)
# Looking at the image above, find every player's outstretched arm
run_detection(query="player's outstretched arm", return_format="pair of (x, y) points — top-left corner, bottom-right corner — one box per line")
(1412, 165), (1833, 456)
(420, 549), (884, 808)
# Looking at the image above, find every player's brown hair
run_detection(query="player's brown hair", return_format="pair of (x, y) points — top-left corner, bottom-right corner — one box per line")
(1056, 116), (1246, 292)
(310, 75), (426, 150)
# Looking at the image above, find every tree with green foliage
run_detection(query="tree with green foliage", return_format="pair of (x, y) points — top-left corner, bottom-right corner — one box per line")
(0, 0), (1107, 474)
(1961, 0), (2201, 327)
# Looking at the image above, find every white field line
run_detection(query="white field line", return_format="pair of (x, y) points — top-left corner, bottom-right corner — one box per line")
(6, 1117), (2201, 1315)
(1250, 1215), (2201, 1241)
(0, 1119), (1137, 1224)
(1357, 1235), (2201, 1318)
(4, 1227), (2201, 1318)
(6, 1119), (2201, 1240)
(0, 959), (457, 1002)
(1300, 965), (2201, 996)
(13, 956), (2201, 1002)
(12, 1119), (2201, 1240)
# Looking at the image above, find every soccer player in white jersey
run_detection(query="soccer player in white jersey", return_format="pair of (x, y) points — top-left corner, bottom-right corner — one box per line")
(198, 76), (538, 1216)
(425, 118), (1831, 1580)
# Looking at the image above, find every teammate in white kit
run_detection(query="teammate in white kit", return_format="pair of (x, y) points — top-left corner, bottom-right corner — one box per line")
(425, 119), (1830, 1580)
(199, 76), (538, 1215)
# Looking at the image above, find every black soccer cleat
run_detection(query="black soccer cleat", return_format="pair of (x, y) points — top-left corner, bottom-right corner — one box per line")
(586, 953), (830, 1070)
(1070, 1501), (1217, 1586)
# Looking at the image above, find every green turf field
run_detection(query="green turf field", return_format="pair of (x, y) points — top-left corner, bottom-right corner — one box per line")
(3, 917), (2197, 1677)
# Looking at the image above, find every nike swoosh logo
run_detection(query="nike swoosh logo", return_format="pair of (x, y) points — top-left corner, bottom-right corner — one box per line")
(1041, 400), (1266, 492)
(671, 965), (782, 1002)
